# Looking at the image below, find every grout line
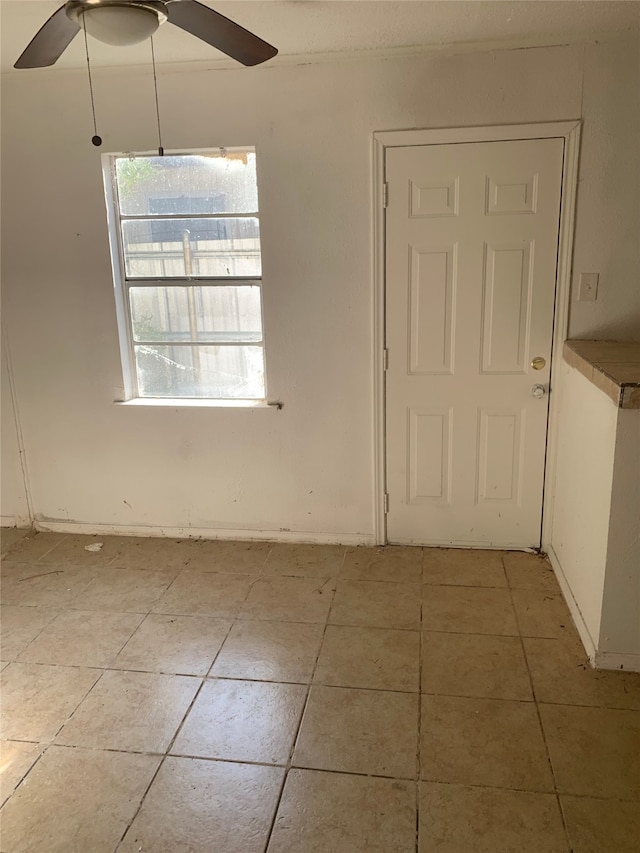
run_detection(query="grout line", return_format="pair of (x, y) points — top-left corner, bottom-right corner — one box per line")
(504, 554), (573, 853)
(0, 741), (49, 808)
(31, 534), (71, 563)
(35, 669), (110, 788)
(113, 555), (274, 850)
(208, 676), (419, 695)
(421, 690), (535, 703)
(7, 739), (640, 804)
(111, 751), (165, 852)
(111, 673), (210, 847)
(281, 763), (418, 783)
(260, 547), (346, 853)
(326, 620), (423, 633)
(0, 606), (60, 660)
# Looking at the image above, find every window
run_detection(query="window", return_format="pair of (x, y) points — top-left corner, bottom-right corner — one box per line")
(104, 148), (266, 401)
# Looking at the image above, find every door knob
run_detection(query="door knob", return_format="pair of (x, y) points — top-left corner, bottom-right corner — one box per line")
(530, 384), (546, 399)
(531, 357), (546, 370)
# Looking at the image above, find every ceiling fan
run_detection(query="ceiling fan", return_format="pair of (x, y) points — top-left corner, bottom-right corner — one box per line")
(14, 0), (278, 69)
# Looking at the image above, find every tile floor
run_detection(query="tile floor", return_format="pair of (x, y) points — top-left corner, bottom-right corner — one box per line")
(1, 530), (639, 852)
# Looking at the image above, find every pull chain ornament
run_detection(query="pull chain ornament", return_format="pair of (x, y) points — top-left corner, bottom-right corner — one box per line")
(81, 12), (102, 146)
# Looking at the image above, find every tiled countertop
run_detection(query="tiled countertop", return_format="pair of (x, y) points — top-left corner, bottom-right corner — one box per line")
(563, 340), (640, 409)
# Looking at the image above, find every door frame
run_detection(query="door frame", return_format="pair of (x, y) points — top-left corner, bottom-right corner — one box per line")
(372, 121), (582, 547)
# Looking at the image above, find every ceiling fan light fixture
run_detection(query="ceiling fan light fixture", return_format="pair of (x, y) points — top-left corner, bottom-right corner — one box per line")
(16, 0), (278, 70)
(68, 1), (167, 47)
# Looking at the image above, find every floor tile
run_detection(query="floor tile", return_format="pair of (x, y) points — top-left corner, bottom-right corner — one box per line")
(187, 539), (272, 573)
(69, 567), (177, 612)
(0, 605), (59, 660)
(0, 559), (30, 579)
(0, 741), (45, 804)
(153, 571), (256, 617)
(210, 620), (324, 682)
(423, 548), (507, 587)
(511, 587), (575, 639)
(0, 663), (101, 741)
(0, 565), (97, 608)
(56, 669), (200, 752)
(293, 685), (419, 778)
(119, 758), (284, 853)
(503, 551), (561, 593)
(3, 535), (633, 853)
(263, 543), (344, 578)
(341, 545), (422, 583)
(421, 694), (554, 791)
(419, 782), (567, 853)
(267, 769), (416, 853)
(1, 532), (67, 562)
(562, 795), (640, 853)
(113, 613), (231, 675)
(38, 534), (123, 567)
(422, 586), (518, 636)
(0, 745), (159, 853)
(0, 527), (29, 557)
(173, 679), (306, 764)
(329, 579), (421, 629)
(110, 536), (198, 570)
(314, 624), (420, 692)
(539, 703), (640, 799)
(422, 631), (533, 701)
(524, 637), (640, 710)
(239, 576), (335, 623)
(17, 610), (143, 667)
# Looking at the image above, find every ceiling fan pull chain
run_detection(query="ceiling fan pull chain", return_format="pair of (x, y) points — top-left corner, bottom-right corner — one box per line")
(81, 12), (101, 146)
(150, 36), (164, 156)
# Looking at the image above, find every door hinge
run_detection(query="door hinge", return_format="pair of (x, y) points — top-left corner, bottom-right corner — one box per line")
(383, 348), (389, 370)
(382, 182), (389, 208)
(383, 493), (389, 513)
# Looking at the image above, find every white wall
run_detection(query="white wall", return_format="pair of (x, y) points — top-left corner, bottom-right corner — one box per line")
(569, 39), (640, 340)
(548, 364), (618, 649)
(0, 338), (29, 526)
(1, 37), (638, 539)
(599, 408), (640, 659)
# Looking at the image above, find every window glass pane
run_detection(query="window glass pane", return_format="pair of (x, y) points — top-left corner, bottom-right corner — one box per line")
(130, 286), (263, 343)
(134, 345), (265, 399)
(122, 218), (261, 278)
(116, 151), (258, 216)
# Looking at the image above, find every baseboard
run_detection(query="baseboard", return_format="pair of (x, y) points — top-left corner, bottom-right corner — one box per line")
(388, 539), (536, 551)
(33, 519), (375, 547)
(593, 651), (640, 672)
(546, 543), (598, 662)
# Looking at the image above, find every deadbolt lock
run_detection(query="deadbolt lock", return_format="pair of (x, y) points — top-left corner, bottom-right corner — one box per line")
(531, 357), (546, 370)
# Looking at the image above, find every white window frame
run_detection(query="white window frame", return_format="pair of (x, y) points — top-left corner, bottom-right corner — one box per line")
(102, 147), (267, 405)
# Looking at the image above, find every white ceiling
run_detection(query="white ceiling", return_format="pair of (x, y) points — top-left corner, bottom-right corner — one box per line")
(1, 0), (638, 73)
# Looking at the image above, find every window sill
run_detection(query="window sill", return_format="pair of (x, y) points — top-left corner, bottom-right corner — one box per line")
(115, 398), (278, 409)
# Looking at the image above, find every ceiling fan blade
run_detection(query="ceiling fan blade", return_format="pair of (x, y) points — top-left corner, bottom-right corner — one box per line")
(14, 5), (81, 69)
(167, 0), (277, 66)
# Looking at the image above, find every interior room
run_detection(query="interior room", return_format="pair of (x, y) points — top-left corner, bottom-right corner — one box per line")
(1, 1), (639, 851)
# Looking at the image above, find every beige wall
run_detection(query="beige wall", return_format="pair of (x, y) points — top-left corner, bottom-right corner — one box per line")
(548, 364), (618, 652)
(599, 408), (640, 660)
(1, 37), (638, 535)
(1, 339), (29, 525)
(549, 363), (640, 667)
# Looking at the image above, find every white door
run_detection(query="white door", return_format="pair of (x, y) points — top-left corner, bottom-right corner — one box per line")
(385, 138), (563, 548)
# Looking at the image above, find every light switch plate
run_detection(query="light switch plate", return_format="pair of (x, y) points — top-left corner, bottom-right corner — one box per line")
(578, 272), (599, 302)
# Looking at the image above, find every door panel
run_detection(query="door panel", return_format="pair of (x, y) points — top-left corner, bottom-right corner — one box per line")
(385, 138), (563, 548)
(409, 246), (456, 374)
